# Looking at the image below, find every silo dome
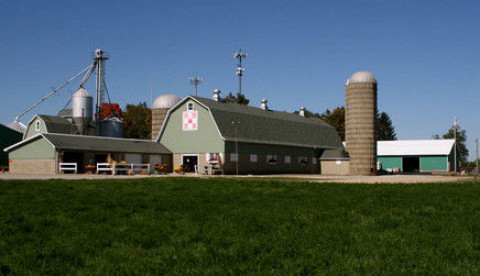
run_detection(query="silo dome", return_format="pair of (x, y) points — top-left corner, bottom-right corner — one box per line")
(346, 71), (376, 85)
(153, 94), (181, 109)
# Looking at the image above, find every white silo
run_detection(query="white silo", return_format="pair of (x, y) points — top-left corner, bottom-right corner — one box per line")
(152, 94), (180, 140)
(72, 87), (93, 135)
(345, 71), (377, 175)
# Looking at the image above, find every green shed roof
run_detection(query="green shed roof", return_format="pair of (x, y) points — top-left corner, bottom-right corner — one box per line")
(320, 146), (350, 160)
(6, 133), (170, 155)
(178, 96), (342, 149)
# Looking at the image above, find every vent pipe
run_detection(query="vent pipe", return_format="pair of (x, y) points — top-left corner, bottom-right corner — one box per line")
(212, 89), (221, 101)
(260, 99), (268, 110)
(299, 106), (306, 117)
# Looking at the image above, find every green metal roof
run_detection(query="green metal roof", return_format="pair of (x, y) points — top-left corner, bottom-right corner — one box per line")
(6, 133), (170, 155)
(190, 97), (342, 149)
(37, 115), (74, 134)
(43, 134), (170, 154)
(320, 146), (350, 160)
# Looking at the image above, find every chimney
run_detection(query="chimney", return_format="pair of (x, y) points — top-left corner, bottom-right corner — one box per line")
(299, 106), (306, 117)
(260, 99), (268, 110)
(212, 89), (221, 101)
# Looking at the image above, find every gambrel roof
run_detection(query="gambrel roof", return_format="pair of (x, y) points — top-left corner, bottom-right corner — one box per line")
(159, 96), (342, 149)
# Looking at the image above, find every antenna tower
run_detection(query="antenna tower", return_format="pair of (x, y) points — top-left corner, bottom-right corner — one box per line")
(189, 76), (203, 97)
(234, 49), (248, 95)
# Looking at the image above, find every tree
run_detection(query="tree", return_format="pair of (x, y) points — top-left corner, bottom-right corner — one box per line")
(123, 102), (151, 139)
(440, 127), (469, 164)
(223, 92), (250, 105)
(99, 103), (123, 120)
(320, 107), (345, 141)
(297, 106), (396, 142)
(375, 112), (397, 141)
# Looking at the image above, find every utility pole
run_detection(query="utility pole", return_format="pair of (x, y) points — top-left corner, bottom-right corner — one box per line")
(232, 121), (240, 175)
(189, 76), (203, 97)
(454, 126), (457, 173)
(475, 138), (478, 182)
(234, 49), (247, 95)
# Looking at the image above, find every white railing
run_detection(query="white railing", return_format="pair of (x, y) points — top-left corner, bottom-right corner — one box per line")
(95, 163), (152, 175)
(97, 163), (114, 175)
(59, 162), (77, 174)
(114, 163), (131, 174)
(195, 165), (223, 175)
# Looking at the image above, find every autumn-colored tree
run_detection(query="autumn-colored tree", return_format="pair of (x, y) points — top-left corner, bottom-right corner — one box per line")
(99, 103), (123, 119)
(320, 107), (345, 141)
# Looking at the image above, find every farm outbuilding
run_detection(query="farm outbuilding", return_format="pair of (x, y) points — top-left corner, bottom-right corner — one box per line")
(5, 133), (171, 174)
(377, 140), (457, 173)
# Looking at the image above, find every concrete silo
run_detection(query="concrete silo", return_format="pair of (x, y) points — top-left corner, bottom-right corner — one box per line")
(345, 71), (377, 175)
(151, 94), (180, 140)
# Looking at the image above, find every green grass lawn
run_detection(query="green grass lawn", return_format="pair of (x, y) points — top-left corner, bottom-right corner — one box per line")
(1, 178), (480, 274)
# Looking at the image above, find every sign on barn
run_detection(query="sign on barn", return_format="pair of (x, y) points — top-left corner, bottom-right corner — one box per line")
(183, 111), (198, 131)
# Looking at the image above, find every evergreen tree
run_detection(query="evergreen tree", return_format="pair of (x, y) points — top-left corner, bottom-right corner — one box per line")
(223, 92), (250, 105)
(297, 107), (396, 142)
(375, 112), (397, 141)
(123, 102), (152, 139)
(441, 127), (469, 163)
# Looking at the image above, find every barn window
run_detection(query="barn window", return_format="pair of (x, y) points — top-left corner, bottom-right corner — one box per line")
(230, 153), (238, 162)
(298, 156), (308, 165)
(35, 121), (41, 131)
(285, 155), (291, 164)
(267, 155), (277, 165)
(187, 102), (194, 111)
(250, 154), (257, 163)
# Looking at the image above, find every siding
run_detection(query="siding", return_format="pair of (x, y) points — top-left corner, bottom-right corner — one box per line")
(420, 156), (448, 172)
(9, 138), (55, 159)
(378, 156), (402, 171)
(25, 118), (47, 139)
(160, 100), (225, 153)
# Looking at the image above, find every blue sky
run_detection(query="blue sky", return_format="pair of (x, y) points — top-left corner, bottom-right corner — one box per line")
(1, 0), (479, 158)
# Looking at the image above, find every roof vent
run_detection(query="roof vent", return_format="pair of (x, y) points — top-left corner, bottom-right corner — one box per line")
(260, 99), (268, 110)
(212, 89), (221, 101)
(299, 106), (306, 117)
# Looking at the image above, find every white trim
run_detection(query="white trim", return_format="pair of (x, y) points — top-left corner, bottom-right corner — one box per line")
(23, 114), (41, 140)
(35, 120), (41, 131)
(4, 133), (44, 152)
(42, 132), (159, 143)
(187, 102), (194, 111)
(155, 96), (226, 142)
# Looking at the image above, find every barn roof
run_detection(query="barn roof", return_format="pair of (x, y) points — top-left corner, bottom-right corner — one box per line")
(160, 96), (342, 149)
(377, 139), (455, 156)
(37, 115), (74, 134)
